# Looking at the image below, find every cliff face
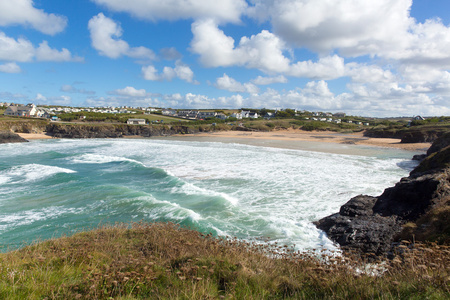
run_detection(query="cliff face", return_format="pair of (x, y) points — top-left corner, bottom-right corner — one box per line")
(45, 123), (201, 138)
(0, 119), (48, 134)
(315, 134), (450, 256)
(364, 127), (448, 143)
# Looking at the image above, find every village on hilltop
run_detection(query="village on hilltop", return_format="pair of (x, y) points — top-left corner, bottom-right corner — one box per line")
(1, 102), (429, 127)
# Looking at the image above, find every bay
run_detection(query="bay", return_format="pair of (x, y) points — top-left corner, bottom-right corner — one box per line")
(0, 138), (418, 252)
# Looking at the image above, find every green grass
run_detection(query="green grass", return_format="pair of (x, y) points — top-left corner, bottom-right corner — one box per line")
(127, 114), (190, 123)
(0, 222), (448, 299)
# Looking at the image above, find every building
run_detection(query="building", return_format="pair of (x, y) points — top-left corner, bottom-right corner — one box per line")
(127, 119), (146, 125)
(162, 109), (177, 116)
(198, 111), (217, 119)
(4, 104), (37, 117)
(230, 112), (242, 119)
(216, 113), (228, 120)
(241, 110), (250, 118)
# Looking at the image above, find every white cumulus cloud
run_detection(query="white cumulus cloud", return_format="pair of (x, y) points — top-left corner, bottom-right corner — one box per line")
(36, 41), (84, 62)
(0, 32), (82, 63)
(288, 55), (346, 80)
(88, 13), (155, 60)
(111, 86), (148, 97)
(0, 0), (67, 35)
(91, 0), (247, 24)
(248, 0), (413, 57)
(142, 61), (198, 84)
(251, 75), (288, 85)
(191, 19), (290, 73)
(0, 32), (34, 62)
(0, 62), (21, 73)
(215, 74), (259, 93)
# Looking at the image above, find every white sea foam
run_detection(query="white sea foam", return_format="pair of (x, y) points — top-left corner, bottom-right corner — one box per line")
(0, 138), (417, 252)
(0, 164), (76, 184)
(137, 196), (202, 222)
(175, 182), (239, 205)
(70, 154), (144, 166)
(0, 206), (83, 231)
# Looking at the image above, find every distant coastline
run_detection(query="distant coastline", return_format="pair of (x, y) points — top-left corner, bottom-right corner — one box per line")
(16, 129), (431, 152)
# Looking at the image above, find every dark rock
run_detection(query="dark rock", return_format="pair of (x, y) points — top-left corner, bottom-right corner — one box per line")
(0, 131), (28, 144)
(400, 130), (440, 143)
(45, 123), (199, 139)
(426, 132), (450, 156)
(411, 146), (450, 175)
(339, 195), (377, 217)
(412, 154), (427, 161)
(315, 214), (401, 256)
(364, 127), (448, 143)
(315, 133), (450, 256)
(373, 174), (440, 221)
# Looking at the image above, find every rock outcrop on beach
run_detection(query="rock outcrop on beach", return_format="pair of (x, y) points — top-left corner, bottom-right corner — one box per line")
(315, 133), (450, 256)
(0, 131), (29, 144)
(45, 123), (201, 138)
(364, 126), (448, 143)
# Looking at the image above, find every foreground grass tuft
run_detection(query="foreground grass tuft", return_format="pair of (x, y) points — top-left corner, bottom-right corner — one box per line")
(0, 222), (449, 299)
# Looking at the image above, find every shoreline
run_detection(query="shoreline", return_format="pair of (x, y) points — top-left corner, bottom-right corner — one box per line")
(175, 130), (431, 152)
(16, 130), (431, 152)
(16, 132), (54, 140)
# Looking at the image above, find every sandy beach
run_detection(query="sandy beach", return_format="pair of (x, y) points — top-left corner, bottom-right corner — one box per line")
(184, 130), (431, 152)
(16, 133), (53, 140)
(16, 130), (431, 152)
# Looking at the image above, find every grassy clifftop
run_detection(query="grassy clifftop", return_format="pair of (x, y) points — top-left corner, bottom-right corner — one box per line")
(0, 223), (449, 299)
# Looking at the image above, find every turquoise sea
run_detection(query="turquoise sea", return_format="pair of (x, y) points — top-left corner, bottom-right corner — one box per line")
(0, 138), (420, 252)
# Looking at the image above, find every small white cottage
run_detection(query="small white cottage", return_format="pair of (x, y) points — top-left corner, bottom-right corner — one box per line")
(127, 119), (146, 125)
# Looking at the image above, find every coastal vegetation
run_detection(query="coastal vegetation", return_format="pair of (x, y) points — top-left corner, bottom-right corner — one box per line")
(2, 107), (449, 143)
(0, 222), (449, 299)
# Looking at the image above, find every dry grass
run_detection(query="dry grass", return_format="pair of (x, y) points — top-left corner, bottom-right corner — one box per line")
(0, 222), (449, 299)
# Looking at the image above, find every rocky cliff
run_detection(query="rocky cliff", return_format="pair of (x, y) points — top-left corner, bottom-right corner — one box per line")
(0, 131), (28, 144)
(45, 123), (202, 138)
(315, 133), (450, 256)
(364, 126), (449, 143)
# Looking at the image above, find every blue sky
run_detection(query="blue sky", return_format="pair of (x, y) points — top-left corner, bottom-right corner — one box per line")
(0, 0), (450, 117)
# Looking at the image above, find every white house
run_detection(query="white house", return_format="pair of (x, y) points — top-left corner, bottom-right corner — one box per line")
(241, 110), (250, 118)
(230, 112), (242, 119)
(127, 119), (146, 125)
(4, 104), (37, 117)
(216, 113), (228, 120)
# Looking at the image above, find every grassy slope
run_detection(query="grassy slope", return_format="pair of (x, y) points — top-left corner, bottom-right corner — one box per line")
(0, 223), (448, 299)
(125, 114), (190, 123)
